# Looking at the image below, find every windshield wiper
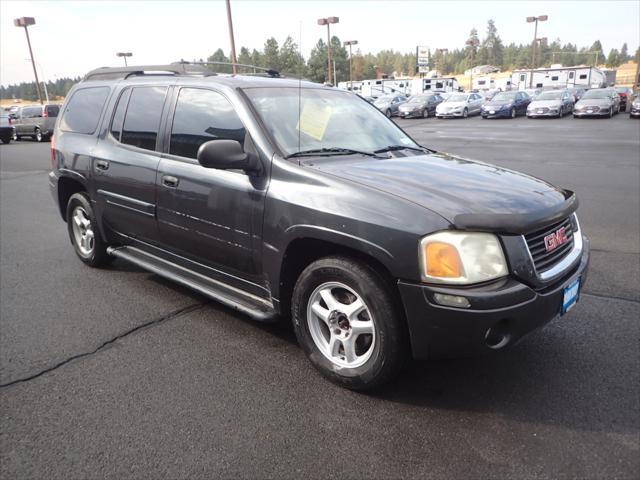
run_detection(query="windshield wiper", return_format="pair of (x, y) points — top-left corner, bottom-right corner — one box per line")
(286, 147), (383, 159)
(373, 145), (427, 154)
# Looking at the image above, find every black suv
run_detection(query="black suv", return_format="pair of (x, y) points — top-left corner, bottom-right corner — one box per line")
(50, 63), (589, 390)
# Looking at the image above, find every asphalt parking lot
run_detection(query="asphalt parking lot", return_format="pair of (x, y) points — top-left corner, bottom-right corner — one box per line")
(1, 114), (639, 479)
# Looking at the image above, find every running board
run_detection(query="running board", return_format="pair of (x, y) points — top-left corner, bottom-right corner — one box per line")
(107, 246), (277, 321)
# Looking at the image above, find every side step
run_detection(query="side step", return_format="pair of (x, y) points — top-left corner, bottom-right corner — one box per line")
(107, 246), (278, 321)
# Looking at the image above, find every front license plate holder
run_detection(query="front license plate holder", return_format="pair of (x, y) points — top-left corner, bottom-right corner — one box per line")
(561, 277), (581, 315)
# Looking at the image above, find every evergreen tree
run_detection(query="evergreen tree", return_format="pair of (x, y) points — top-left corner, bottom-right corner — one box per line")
(263, 37), (280, 70)
(464, 28), (480, 69)
(606, 49), (621, 67)
(620, 42), (629, 62)
(482, 20), (503, 67)
(207, 48), (232, 73)
(589, 40), (605, 65)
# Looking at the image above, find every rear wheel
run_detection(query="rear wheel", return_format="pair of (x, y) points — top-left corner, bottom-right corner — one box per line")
(34, 127), (43, 142)
(66, 192), (111, 267)
(292, 256), (406, 391)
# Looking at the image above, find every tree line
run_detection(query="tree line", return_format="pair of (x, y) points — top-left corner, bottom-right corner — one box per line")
(3, 19), (638, 100)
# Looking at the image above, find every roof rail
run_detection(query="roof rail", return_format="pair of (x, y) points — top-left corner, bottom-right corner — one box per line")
(83, 62), (213, 81)
(83, 60), (282, 81)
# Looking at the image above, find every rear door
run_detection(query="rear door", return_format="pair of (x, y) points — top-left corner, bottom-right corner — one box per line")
(91, 85), (169, 242)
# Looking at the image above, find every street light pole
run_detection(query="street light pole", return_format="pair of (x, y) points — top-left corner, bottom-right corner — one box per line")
(225, 0), (238, 74)
(14, 17), (43, 104)
(526, 15), (548, 88)
(25, 59), (49, 102)
(317, 16), (339, 85)
(466, 38), (479, 91)
(116, 52), (132, 66)
(344, 40), (358, 91)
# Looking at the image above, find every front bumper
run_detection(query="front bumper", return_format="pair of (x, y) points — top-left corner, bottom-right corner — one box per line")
(573, 108), (611, 117)
(399, 110), (423, 118)
(436, 111), (464, 118)
(398, 235), (590, 360)
(0, 126), (14, 137)
(482, 108), (511, 118)
(630, 107), (640, 118)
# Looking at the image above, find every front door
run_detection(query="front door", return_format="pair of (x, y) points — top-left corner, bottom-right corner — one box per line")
(156, 87), (268, 296)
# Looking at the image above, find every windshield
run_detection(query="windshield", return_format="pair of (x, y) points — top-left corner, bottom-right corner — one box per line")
(407, 96), (428, 104)
(244, 87), (419, 157)
(492, 92), (517, 102)
(535, 91), (564, 101)
(581, 90), (611, 99)
(446, 94), (468, 102)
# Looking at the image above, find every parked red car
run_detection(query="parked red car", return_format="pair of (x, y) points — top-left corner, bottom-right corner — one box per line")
(615, 87), (634, 112)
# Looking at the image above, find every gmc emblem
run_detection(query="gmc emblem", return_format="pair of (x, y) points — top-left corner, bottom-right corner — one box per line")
(544, 226), (569, 252)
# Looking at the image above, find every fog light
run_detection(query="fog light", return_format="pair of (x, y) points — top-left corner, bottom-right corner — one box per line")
(433, 293), (470, 308)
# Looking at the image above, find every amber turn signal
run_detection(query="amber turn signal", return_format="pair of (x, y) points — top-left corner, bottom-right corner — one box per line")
(425, 242), (462, 278)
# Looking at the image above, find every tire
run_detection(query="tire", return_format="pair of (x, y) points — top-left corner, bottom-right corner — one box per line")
(13, 132), (20, 141)
(510, 108), (516, 118)
(462, 108), (468, 118)
(34, 127), (43, 142)
(66, 192), (111, 267)
(608, 109), (613, 119)
(422, 108), (427, 118)
(573, 114), (578, 119)
(291, 256), (406, 391)
(1, 136), (10, 144)
(385, 109), (391, 118)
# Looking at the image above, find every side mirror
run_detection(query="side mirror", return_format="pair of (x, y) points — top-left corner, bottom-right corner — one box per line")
(197, 139), (259, 174)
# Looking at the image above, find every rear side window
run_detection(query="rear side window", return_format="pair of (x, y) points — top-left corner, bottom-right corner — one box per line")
(60, 87), (110, 134)
(110, 89), (131, 142)
(45, 105), (59, 117)
(169, 88), (246, 159)
(121, 86), (167, 151)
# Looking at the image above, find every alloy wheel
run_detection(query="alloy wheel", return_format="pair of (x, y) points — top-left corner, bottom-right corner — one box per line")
(306, 281), (376, 368)
(71, 206), (95, 256)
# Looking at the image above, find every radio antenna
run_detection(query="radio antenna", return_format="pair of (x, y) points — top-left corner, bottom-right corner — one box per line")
(298, 20), (302, 157)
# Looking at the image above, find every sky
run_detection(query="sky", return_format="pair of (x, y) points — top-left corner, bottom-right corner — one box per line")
(1, 0), (639, 86)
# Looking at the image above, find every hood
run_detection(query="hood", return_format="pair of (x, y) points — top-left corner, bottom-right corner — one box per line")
(576, 98), (611, 107)
(302, 152), (575, 234)
(484, 99), (513, 107)
(438, 101), (466, 110)
(529, 99), (562, 108)
(399, 102), (425, 111)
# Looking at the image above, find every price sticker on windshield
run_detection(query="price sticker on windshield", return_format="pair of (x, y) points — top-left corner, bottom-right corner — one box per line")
(297, 102), (333, 141)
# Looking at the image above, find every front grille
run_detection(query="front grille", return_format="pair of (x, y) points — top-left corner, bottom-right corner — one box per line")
(535, 107), (550, 113)
(525, 216), (575, 273)
(579, 105), (600, 112)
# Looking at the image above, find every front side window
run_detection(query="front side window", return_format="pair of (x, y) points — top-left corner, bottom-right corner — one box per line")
(121, 86), (167, 151)
(245, 87), (418, 157)
(169, 88), (246, 159)
(59, 86), (110, 134)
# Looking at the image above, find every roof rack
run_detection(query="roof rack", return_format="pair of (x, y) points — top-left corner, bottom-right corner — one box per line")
(83, 60), (282, 81)
(83, 62), (213, 81)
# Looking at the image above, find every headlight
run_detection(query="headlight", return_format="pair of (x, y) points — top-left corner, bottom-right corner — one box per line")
(419, 231), (508, 285)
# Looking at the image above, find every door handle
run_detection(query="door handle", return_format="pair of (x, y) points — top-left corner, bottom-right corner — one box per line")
(162, 175), (179, 188)
(96, 160), (109, 171)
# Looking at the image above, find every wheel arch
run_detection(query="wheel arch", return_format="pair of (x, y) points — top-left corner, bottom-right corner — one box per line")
(57, 175), (87, 221)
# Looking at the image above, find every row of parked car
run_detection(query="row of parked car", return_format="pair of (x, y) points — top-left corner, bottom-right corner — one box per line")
(366, 86), (639, 121)
(0, 103), (60, 144)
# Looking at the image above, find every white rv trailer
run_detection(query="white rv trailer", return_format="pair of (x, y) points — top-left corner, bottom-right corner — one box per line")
(472, 76), (512, 92)
(409, 77), (459, 95)
(512, 65), (607, 90)
(338, 79), (410, 97)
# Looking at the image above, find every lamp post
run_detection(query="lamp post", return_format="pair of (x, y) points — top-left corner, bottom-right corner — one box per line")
(14, 17), (43, 104)
(317, 16), (339, 85)
(24, 59), (49, 102)
(225, 0), (238, 74)
(526, 15), (548, 88)
(344, 40), (358, 91)
(116, 52), (132, 66)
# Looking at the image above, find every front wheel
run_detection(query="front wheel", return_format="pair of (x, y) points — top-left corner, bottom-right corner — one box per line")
(34, 127), (43, 142)
(385, 109), (392, 118)
(292, 256), (406, 391)
(422, 108), (427, 118)
(510, 107), (516, 118)
(1, 136), (10, 144)
(66, 192), (111, 267)
(463, 108), (468, 118)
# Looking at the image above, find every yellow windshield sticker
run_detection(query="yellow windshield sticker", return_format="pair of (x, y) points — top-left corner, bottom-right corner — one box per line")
(297, 102), (333, 141)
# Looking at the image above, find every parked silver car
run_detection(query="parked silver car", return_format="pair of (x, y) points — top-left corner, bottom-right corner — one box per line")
(435, 93), (483, 118)
(527, 89), (574, 118)
(573, 88), (621, 118)
(12, 104), (60, 141)
(373, 94), (407, 117)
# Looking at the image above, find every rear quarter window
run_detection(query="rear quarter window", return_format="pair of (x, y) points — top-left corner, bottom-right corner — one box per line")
(45, 105), (60, 117)
(59, 87), (110, 134)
